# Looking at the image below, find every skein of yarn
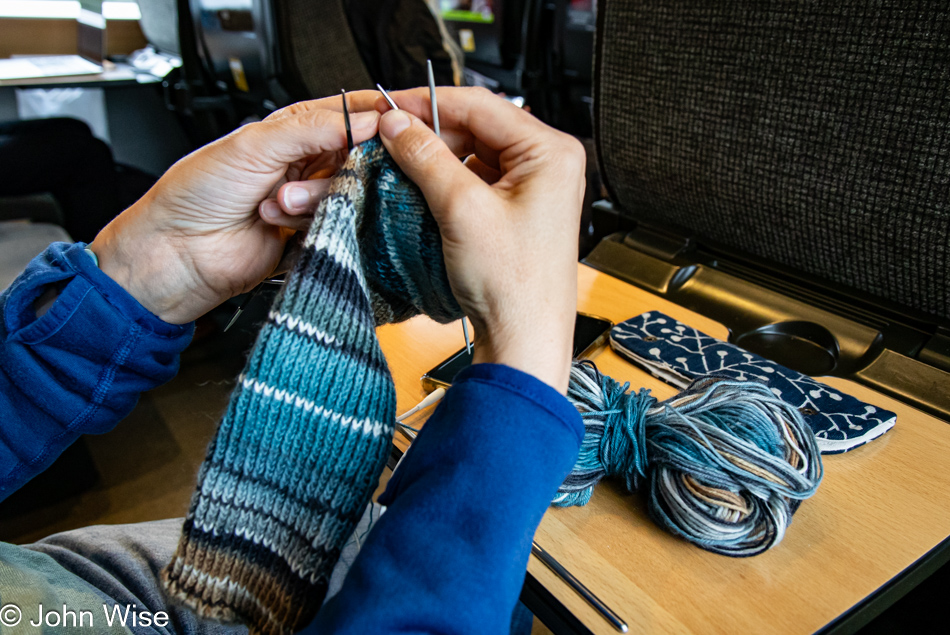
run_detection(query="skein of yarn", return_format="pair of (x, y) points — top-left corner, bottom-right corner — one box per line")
(555, 361), (823, 557)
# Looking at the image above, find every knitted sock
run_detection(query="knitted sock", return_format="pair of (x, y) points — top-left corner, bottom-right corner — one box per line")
(161, 138), (461, 634)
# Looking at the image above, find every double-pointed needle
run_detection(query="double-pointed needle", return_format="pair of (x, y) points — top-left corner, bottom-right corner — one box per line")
(379, 74), (472, 356)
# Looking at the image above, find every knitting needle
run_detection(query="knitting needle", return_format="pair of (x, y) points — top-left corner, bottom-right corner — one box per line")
(228, 92), (355, 335)
(427, 59), (440, 136)
(379, 77), (470, 355)
(225, 284), (264, 331)
(376, 84), (400, 111)
(426, 59), (472, 356)
(531, 541), (629, 633)
(461, 317), (473, 355)
(341, 89), (354, 151)
(224, 276), (285, 331)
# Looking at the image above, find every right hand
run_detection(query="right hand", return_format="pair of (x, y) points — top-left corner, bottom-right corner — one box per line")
(378, 87), (585, 393)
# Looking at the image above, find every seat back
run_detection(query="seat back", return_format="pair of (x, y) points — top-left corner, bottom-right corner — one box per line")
(271, 0), (374, 101)
(594, 1), (950, 321)
(137, 0), (180, 56)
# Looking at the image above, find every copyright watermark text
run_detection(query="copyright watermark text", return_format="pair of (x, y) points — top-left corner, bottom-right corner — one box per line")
(0, 603), (168, 629)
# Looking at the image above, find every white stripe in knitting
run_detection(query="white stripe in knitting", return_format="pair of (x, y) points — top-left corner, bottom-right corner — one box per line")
(230, 526), (337, 584)
(271, 309), (377, 353)
(303, 198), (368, 289)
(319, 232), (365, 287)
(302, 196), (348, 250)
(308, 228), (359, 273)
(237, 374), (393, 436)
(269, 311), (337, 344)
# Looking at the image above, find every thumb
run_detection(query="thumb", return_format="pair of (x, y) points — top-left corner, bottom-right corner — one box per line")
(379, 109), (485, 215)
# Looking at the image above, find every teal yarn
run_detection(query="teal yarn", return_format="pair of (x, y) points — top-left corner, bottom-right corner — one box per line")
(555, 361), (823, 557)
(162, 138), (462, 635)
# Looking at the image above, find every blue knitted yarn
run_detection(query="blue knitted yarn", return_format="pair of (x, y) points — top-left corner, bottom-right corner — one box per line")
(358, 141), (462, 324)
(162, 138), (462, 634)
(555, 361), (823, 557)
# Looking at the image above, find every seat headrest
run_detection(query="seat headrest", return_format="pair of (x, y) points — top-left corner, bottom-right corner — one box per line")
(594, 0), (950, 320)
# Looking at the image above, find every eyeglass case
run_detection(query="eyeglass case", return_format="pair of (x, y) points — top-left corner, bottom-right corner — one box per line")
(609, 312), (896, 454)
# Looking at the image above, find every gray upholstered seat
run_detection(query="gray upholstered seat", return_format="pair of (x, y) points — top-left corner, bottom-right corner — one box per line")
(594, 1), (949, 321)
(0, 221), (72, 292)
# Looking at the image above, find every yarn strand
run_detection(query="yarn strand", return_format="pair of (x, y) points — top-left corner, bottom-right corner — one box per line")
(556, 361), (823, 556)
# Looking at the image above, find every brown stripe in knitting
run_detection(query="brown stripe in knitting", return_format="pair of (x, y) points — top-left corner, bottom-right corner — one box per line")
(162, 543), (329, 635)
(163, 523), (341, 634)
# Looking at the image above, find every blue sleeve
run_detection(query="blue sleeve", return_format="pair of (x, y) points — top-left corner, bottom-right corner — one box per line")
(0, 242), (193, 501)
(312, 363), (584, 634)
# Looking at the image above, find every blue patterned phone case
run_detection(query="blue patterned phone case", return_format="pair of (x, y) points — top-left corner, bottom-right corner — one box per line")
(609, 312), (896, 454)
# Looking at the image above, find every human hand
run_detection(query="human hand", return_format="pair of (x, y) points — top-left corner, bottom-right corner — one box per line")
(89, 91), (381, 324)
(378, 88), (585, 392)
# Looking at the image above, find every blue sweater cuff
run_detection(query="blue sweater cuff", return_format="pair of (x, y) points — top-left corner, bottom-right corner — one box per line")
(0, 242), (194, 500)
(381, 362), (583, 505)
(455, 363), (584, 439)
(3, 242), (192, 340)
(315, 363), (582, 633)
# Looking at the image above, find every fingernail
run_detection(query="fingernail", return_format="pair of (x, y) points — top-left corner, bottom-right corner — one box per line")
(260, 199), (280, 219)
(350, 110), (379, 127)
(380, 110), (412, 139)
(284, 186), (310, 209)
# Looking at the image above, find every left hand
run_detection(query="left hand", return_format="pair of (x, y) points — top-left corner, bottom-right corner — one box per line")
(90, 91), (381, 324)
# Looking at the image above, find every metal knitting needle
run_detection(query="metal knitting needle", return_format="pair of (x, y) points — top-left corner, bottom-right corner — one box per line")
(376, 84), (399, 110)
(379, 76), (471, 354)
(224, 276), (285, 331)
(228, 92), (356, 335)
(225, 284), (264, 331)
(461, 317), (473, 355)
(531, 541), (629, 633)
(427, 59), (440, 136)
(426, 59), (471, 356)
(396, 423), (418, 442)
(341, 88), (354, 151)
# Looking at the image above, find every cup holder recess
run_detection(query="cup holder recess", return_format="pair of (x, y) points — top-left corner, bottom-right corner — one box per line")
(734, 321), (840, 376)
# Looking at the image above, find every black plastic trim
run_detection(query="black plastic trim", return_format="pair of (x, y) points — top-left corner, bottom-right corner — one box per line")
(582, 232), (950, 422)
(591, 0), (613, 206)
(818, 536), (950, 635)
(521, 571), (596, 635)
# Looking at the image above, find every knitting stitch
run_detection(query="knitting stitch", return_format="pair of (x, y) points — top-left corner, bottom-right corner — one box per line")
(161, 138), (461, 634)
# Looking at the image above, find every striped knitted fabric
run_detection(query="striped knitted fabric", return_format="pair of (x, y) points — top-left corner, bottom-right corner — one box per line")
(161, 138), (462, 634)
